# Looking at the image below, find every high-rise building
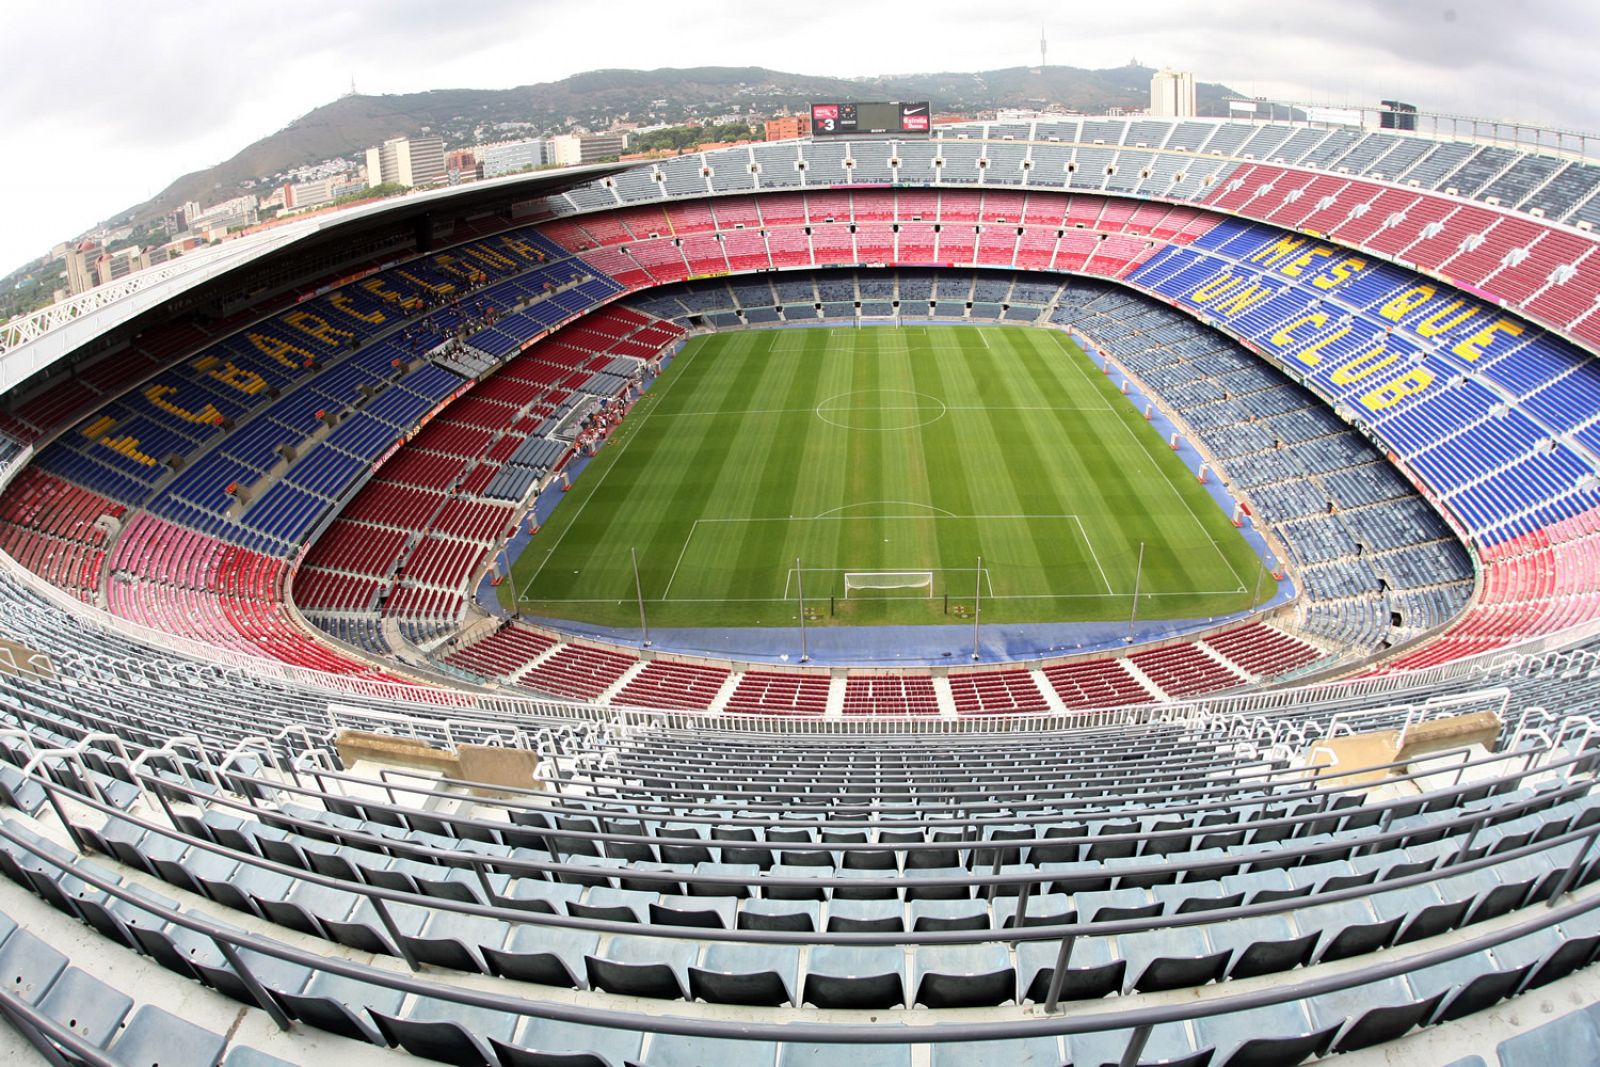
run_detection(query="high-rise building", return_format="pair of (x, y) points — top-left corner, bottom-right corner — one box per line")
(364, 136), (448, 188)
(548, 133), (628, 167)
(63, 243), (99, 296)
(1150, 68), (1197, 118)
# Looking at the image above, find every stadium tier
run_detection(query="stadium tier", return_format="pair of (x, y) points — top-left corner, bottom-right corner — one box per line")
(3, 115), (1600, 1064)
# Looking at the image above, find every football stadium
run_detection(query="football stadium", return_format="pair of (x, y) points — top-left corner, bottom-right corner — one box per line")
(6, 97), (1600, 1067)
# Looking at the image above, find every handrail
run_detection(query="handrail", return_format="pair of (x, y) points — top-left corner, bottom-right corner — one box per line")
(220, 732), (1541, 839)
(0, 983), (117, 1067)
(44, 747), (1596, 945)
(4, 813), (1599, 1049)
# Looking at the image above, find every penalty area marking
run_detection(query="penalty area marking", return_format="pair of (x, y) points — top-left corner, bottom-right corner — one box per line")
(782, 566), (995, 602)
(663, 512), (1112, 603)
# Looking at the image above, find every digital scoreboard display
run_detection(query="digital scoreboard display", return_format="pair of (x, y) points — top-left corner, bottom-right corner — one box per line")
(810, 101), (931, 137)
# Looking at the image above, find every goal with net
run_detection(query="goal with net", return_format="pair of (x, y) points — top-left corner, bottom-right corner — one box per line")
(842, 571), (935, 598)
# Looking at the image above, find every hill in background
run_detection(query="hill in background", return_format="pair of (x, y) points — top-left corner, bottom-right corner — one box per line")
(126, 63), (1240, 225)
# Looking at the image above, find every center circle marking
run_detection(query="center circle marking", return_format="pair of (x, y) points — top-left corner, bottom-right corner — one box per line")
(814, 389), (948, 430)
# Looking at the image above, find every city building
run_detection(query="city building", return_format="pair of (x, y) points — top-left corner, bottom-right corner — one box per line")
(364, 135), (447, 188)
(185, 195), (259, 237)
(1149, 67), (1197, 117)
(548, 132), (628, 166)
(281, 177), (361, 212)
(477, 138), (549, 177)
(764, 115), (807, 141)
(165, 201), (202, 234)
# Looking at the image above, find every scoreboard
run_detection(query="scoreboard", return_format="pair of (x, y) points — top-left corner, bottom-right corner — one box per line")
(810, 102), (931, 137)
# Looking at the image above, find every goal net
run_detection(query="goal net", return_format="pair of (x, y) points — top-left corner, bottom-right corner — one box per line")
(843, 571), (935, 599)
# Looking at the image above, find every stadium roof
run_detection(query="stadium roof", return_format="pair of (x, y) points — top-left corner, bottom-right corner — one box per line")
(0, 162), (627, 396)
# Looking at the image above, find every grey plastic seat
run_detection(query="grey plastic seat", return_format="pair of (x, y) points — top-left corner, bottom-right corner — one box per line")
(739, 899), (819, 932)
(641, 1034), (779, 1067)
(1407, 949), (1520, 1025)
(803, 945), (905, 1009)
(192, 942), (311, 1009)
(913, 943), (1015, 1008)
(902, 866), (972, 901)
(1497, 1006), (1600, 1067)
(316, 893), (397, 956)
(482, 924), (598, 988)
(827, 898), (903, 932)
(1310, 975), (1441, 1053)
(222, 1047), (301, 1067)
(689, 861), (758, 898)
(1206, 914), (1318, 980)
(688, 942), (801, 1007)
(1078, 887), (1160, 923)
(830, 867), (901, 901)
(763, 864), (833, 901)
(585, 934), (696, 999)
(273, 970), (404, 1045)
(910, 898), (991, 932)
(1296, 898), (1399, 962)
(1003, 893), (1075, 928)
(617, 860), (689, 896)
(1193, 1000), (1337, 1067)
(569, 886), (655, 923)
(1526, 908), (1600, 988)
(490, 1016), (644, 1067)
(652, 894), (737, 929)
(371, 995), (519, 1066)
(1119, 925), (1231, 993)
(395, 905), (508, 973)
(1068, 1020), (1205, 1067)
(35, 965), (132, 1047)
(929, 1037), (1061, 1067)
(107, 1005), (228, 1067)
(1016, 936), (1123, 1003)
(1221, 869), (1303, 905)
(251, 880), (350, 942)
(1374, 882), (1470, 944)
(502, 877), (586, 914)
(0, 928), (67, 1004)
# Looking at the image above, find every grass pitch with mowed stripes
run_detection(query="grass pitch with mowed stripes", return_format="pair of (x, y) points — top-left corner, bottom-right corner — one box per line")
(505, 325), (1272, 628)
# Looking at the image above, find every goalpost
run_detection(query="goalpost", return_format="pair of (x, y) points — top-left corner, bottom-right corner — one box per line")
(842, 571), (936, 598)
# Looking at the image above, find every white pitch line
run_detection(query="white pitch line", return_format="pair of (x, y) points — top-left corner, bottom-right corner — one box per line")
(648, 404), (1109, 419)
(660, 518), (700, 601)
(1072, 515), (1116, 596)
(515, 344), (697, 602)
(1054, 332), (1247, 589)
(523, 589), (1245, 605)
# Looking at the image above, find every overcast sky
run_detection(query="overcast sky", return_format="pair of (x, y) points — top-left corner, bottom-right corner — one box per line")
(0, 0), (1592, 281)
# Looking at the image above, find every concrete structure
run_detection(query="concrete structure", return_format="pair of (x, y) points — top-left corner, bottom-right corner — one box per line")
(549, 132), (627, 166)
(365, 136), (447, 188)
(1150, 67), (1197, 118)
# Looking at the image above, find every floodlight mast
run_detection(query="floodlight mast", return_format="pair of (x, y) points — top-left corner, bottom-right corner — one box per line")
(1126, 541), (1146, 643)
(796, 556), (809, 663)
(971, 555), (983, 661)
(631, 547), (650, 647)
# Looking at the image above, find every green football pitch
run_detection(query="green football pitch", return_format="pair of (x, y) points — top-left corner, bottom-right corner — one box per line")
(503, 325), (1273, 629)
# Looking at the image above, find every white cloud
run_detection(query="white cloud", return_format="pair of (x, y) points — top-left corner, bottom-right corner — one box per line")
(0, 0), (1592, 276)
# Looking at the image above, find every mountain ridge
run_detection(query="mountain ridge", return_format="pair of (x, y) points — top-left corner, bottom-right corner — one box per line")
(121, 63), (1242, 227)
